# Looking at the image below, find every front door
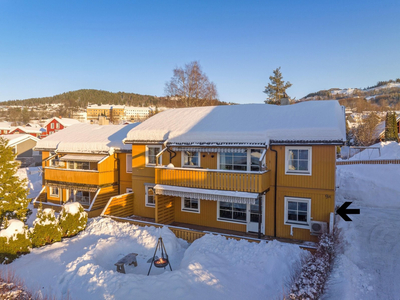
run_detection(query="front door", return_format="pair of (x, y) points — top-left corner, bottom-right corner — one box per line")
(247, 196), (265, 234)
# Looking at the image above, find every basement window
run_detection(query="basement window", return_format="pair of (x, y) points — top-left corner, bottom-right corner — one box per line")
(284, 197), (311, 228)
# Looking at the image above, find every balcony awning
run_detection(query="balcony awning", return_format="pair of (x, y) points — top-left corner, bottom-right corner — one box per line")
(171, 147), (247, 153)
(60, 154), (107, 162)
(153, 184), (258, 204)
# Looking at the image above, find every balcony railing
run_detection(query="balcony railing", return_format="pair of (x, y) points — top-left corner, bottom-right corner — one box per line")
(155, 167), (270, 193)
(44, 167), (117, 186)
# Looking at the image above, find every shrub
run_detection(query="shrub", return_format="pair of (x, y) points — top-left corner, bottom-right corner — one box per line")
(58, 202), (88, 237)
(31, 206), (62, 248)
(0, 219), (31, 264)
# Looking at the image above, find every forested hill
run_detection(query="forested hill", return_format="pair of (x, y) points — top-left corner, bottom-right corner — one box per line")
(301, 79), (400, 111)
(1, 89), (226, 108)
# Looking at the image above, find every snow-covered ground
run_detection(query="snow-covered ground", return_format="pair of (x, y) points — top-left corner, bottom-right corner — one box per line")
(1, 219), (305, 300)
(16, 167), (42, 199)
(341, 141), (400, 161)
(323, 144), (400, 299)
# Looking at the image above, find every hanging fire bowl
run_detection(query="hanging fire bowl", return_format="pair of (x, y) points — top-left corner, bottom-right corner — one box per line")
(154, 257), (169, 268)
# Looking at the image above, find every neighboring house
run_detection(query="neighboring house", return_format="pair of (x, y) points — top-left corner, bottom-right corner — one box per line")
(375, 115), (400, 141)
(33, 123), (139, 217)
(41, 117), (81, 138)
(102, 100), (346, 243)
(9, 126), (45, 138)
(2, 134), (41, 167)
(0, 122), (12, 135)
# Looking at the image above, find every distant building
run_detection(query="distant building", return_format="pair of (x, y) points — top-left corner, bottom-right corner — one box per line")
(87, 105), (125, 123)
(124, 106), (153, 120)
(9, 126), (45, 138)
(2, 134), (41, 167)
(42, 117), (81, 138)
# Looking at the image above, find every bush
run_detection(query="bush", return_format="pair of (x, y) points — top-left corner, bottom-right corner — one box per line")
(58, 202), (88, 237)
(31, 206), (62, 248)
(0, 219), (31, 264)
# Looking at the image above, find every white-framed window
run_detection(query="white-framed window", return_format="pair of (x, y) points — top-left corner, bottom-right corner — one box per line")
(67, 161), (90, 170)
(182, 151), (200, 167)
(181, 197), (200, 213)
(285, 146), (312, 175)
(56, 123), (60, 129)
(284, 197), (311, 229)
(217, 201), (247, 223)
(145, 184), (155, 207)
(126, 154), (132, 173)
(218, 149), (264, 172)
(50, 123), (54, 129)
(50, 187), (59, 198)
(146, 146), (162, 166)
(68, 189), (90, 205)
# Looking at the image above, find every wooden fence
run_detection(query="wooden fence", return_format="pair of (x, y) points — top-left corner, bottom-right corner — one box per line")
(337, 159), (400, 165)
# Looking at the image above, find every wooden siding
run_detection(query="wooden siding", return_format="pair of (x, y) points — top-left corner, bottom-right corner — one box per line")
(102, 193), (134, 217)
(155, 168), (270, 193)
(44, 168), (116, 186)
(173, 197), (247, 232)
(118, 153), (132, 193)
(155, 195), (175, 224)
(91, 185), (119, 210)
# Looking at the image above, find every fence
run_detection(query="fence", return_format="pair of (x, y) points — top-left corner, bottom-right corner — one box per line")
(336, 159), (400, 165)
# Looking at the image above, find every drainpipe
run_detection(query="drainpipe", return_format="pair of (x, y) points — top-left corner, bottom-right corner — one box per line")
(166, 147), (176, 164)
(258, 187), (270, 239)
(270, 146), (278, 237)
(115, 153), (120, 194)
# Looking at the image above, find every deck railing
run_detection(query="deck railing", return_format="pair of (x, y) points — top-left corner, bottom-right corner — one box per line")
(155, 167), (270, 193)
(44, 168), (117, 185)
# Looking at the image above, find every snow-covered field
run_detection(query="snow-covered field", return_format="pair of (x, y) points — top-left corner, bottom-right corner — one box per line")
(323, 143), (400, 299)
(343, 142), (400, 161)
(1, 219), (305, 300)
(16, 166), (42, 200)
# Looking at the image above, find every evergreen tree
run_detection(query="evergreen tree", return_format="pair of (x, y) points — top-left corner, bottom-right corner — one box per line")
(385, 112), (398, 141)
(0, 137), (30, 226)
(264, 67), (292, 104)
(31, 204), (62, 247)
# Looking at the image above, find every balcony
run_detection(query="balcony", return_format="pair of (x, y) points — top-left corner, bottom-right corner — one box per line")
(44, 167), (117, 186)
(155, 167), (270, 193)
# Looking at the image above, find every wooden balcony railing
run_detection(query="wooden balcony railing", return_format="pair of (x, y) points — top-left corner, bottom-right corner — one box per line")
(44, 168), (117, 186)
(155, 167), (270, 193)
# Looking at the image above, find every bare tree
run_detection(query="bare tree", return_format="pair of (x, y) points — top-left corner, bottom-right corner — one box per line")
(353, 112), (381, 146)
(164, 61), (218, 107)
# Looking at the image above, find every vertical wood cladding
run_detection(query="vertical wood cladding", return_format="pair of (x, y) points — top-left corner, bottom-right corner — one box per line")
(155, 195), (175, 224)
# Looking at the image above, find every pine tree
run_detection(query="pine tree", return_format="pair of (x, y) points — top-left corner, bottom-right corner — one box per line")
(264, 67), (292, 104)
(385, 112), (398, 141)
(31, 203), (62, 247)
(0, 137), (30, 226)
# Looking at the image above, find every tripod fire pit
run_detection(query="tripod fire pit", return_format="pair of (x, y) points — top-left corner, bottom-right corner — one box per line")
(147, 237), (172, 275)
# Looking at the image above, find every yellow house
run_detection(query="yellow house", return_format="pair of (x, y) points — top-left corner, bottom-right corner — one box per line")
(33, 123), (138, 217)
(103, 100), (346, 243)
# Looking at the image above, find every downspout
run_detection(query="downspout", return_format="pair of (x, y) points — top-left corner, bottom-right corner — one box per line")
(270, 146), (278, 238)
(257, 148), (268, 239)
(166, 146), (176, 164)
(114, 153), (120, 194)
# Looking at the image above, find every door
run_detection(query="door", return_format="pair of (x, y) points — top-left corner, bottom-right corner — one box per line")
(247, 196), (265, 234)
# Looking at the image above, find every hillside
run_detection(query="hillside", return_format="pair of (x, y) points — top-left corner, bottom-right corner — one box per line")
(301, 79), (400, 111)
(1, 89), (226, 109)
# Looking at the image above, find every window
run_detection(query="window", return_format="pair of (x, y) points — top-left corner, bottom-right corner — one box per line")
(218, 201), (247, 223)
(181, 197), (200, 213)
(75, 191), (90, 205)
(50, 187), (59, 197)
(182, 151), (200, 167)
(284, 197), (311, 228)
(56, 123), (60, 129)
(285, 147), (312, 175)
(126, 188), (133, 193)
(67, 161), (90, 170)
(146, 146), (162, 166)
(126, 154), (132, 173)
(50, 123), (54, 129)
(219, 149), (264, 172)
(145, 184), (155, 207)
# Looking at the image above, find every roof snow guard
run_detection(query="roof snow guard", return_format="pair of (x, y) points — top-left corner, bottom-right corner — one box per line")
(270, 139), (345, 145)
(154, 185), (258, 204)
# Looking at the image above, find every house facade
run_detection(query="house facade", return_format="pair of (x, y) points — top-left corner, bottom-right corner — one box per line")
(9, 126), (44, 138)
(33, 123), (138, 217)
(112, 101), (346, 242)
(41, 117), (81, 138)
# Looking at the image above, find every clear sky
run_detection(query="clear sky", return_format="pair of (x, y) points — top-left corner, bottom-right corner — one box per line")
(1, 0), (399, 104)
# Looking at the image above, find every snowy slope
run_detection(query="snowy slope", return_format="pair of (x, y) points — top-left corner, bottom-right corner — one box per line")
(2, 218), (306, 300)
(345, 142), (400, 160)
(323, 156), (400, 299)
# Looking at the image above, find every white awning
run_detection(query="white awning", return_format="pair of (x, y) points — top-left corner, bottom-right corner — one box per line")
(154, 184), (258, 204)
(171, 147), (247, 153)
(60, 154), (107, 162)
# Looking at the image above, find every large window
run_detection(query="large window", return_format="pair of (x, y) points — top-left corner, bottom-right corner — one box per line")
(67, 161), (90, 170)
(181, 197), (200, 213)
(67, 189), (91, 205)
(145, 184), (155, 207)
(284, 197), (311, 228)
(146, 146), (162, 166)
(285, 147), (312, 175)
(182, 151), (200, 167)
(219, 149), (264, 172)
(218, 201), (247, 223)
(50, 187), (59, 198)
(126, 154), (132, 173)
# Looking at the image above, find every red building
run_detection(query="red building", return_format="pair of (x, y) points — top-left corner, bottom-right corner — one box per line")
(9, 126), (44, 138)
(42, 117), (81, 138)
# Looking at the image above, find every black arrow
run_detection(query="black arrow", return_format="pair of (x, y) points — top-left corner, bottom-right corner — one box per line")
(336, 202), (360, 221)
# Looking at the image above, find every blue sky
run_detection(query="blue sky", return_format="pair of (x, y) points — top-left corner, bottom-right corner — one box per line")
(1, 0), (399, 104)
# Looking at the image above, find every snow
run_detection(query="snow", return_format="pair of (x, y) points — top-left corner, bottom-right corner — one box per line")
(62, 202), (82, 215)
(323, 147), (400, 299)
(16, 167), (42, 199)
(344, 141), (400, 160)
(43, 117), (81, 128)
(0, 220), (25, 240)
(2, 218), (306, 299)
(35, 123), (140, 153)
(125, 101), (346, 146)
(1, 134), (39, 146)
(330, 88), (356, 96)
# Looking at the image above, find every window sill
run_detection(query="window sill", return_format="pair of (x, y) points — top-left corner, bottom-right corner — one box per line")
(284, 222), (310, 230)
(182, 208), (200, 214)
(145, 204), (155, 208)
(285, 171), (311, 176)
(217, 218), (247, 225)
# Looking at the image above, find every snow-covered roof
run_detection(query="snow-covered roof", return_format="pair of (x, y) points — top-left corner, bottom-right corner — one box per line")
(35, 123), (140, 154)
(0, 121), (11, 129)
(10, 126), (45, 134)
(43, 117), (81, 128)
(1, 134), (39, 146)
(125, 101), (346, 146)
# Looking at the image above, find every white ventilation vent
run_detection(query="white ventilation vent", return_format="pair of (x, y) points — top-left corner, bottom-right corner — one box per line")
(310, 221), (328, 235)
